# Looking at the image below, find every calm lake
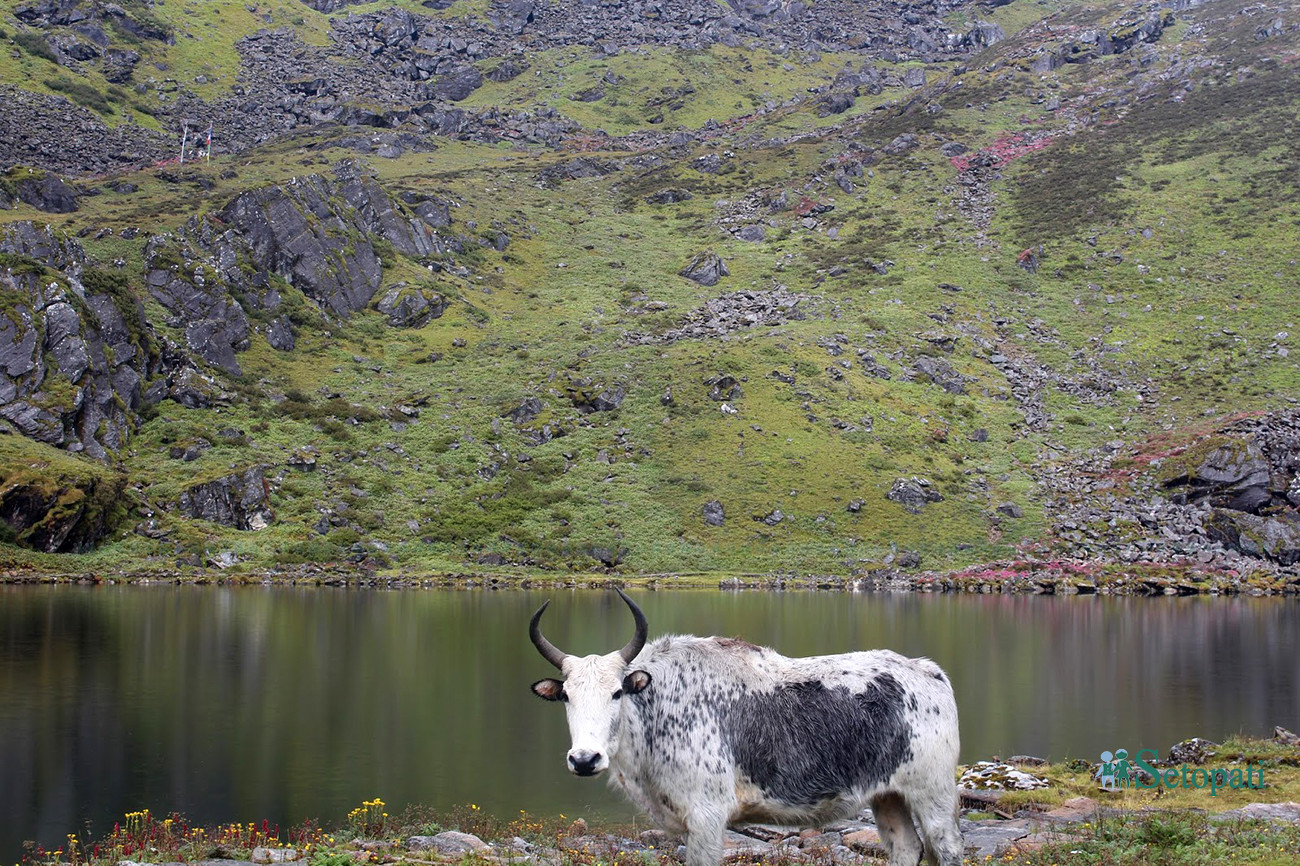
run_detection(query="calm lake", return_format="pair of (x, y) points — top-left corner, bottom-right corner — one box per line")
(2, 586), (1298, 858)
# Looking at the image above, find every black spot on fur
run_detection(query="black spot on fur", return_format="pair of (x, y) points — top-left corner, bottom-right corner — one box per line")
(724, 676), (913, 807)
(932, 671), (946, 681)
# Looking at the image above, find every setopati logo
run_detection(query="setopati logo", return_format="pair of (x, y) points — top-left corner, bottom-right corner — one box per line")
(1097, 749), (1266, 796)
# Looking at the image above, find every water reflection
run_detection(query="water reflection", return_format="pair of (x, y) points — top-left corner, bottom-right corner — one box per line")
(1, 587), (1297, 859)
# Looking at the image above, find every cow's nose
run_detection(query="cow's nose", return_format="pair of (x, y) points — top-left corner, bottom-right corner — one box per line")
(567, 750), (604, 776)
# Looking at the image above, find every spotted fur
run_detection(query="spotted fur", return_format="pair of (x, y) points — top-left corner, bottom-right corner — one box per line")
(532, 628), (962, 866)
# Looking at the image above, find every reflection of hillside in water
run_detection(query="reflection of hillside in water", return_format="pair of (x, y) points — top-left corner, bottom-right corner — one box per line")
(1, 588), (1297, 860)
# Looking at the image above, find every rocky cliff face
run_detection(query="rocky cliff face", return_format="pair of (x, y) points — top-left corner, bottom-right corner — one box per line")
(2, 162), (450, 470)
(0, 222), (161, 460)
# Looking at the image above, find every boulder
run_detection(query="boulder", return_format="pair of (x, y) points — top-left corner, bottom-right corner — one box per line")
(959, 761), (1049, 790)
(144, 238), (251, 375)
(1205, 509), (1300, 565)
(264, 315), (296, 351)
(816, 91), (856, 116)
(1166, 737), (1217, 766)
(886, 477), (943, 513)
(375, 284), (449, 327)
(568, 381), (625, 413)
(209, 164), (440, 318)
(912, 356), (967, 394)
(702, 500), (725, 526)
(708, 375), (742, 401)
(503, 397), (543, 423)
(487, 58), (528, 82)
(679, 251), (729, 286)
(4, 168), (79, 213)
(433, 66), (484, 101)
(1166, 440), (1271, 512)
(407, 832), (487, 854)
(647, 187), (693, 204)
(177, 466), (274, 530)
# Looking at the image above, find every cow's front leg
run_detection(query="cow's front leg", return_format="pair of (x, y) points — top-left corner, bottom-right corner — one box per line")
(683, 804), (727, 866)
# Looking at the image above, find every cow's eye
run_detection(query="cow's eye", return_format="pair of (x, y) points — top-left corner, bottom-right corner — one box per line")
(612, 689), (623, 700)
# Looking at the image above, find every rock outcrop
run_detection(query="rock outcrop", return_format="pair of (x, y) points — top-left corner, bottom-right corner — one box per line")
(177, 466), (274, 530)
(1046, 411), (1300, 574)
(0, 445), (128, 552)
(1, 168), (79, 213)
(143, 237), (252, 375)
(0, 222), (161, 460)
(207, 163), (444, 318)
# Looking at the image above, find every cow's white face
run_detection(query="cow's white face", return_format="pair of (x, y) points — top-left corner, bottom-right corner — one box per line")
(532, 652), (652, 776)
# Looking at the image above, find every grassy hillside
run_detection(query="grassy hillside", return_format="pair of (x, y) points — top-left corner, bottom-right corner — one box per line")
(2, 0), (1298, 578)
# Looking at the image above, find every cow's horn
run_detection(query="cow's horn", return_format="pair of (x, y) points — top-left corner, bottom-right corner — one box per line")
(529, 600), (568, 670)
(616, 588), (648, 664)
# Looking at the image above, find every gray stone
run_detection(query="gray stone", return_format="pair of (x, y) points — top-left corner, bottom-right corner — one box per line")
(433, 66), (484, 101)
(1213, 803), (1300, 823)
(679, 251), (730, 286)
(1165, 737), (1217, 765)
(708, 375), (743, 401)
(407, 831), (488, 854)
(703, 500), (725, 526)
(504, 397), (544, 423)
(375, 284), (449, 328)
(265, 315), (296, 351)
(913, 356), (967, 394)
(177, 466), (274, 531)
(11, 170), (79, 213)
(887, 477), (943, 513)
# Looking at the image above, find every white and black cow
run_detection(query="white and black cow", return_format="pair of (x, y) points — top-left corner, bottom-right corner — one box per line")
(529, 589), (963, 866)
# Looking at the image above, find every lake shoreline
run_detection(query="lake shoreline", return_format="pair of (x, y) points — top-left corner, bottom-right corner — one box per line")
(4, 557), (1300, 595)
(18, 732), (1300, 866)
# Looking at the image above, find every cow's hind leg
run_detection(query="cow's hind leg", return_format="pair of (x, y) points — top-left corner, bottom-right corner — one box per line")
(909, 787), (963, 866)
(871, 791), (923, 866)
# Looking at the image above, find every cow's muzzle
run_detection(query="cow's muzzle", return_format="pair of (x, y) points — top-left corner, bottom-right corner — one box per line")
(567, 749), (607, 777)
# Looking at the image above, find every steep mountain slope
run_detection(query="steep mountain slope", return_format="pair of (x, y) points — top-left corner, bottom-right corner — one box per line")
(1, 0), (1298, 581)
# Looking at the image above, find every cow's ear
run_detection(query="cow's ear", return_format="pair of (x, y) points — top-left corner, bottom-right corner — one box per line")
(532, 679), (566, 701)
(623, 670), (652, 694)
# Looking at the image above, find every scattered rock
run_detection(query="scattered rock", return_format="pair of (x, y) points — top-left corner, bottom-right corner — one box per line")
(1166, 737), (1217, 766)
(702, 500), (725, 526)
(959, 761), (1050, 790)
